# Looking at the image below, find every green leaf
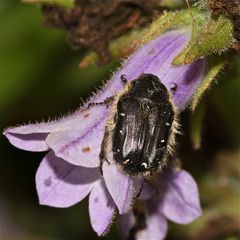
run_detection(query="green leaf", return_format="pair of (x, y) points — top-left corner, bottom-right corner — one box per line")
(159, 0), (184, 8)
(173, 14), (234, 65)
(191, 56), (226, 111)
(22, 0), (74, 8)
(140, 8), (210, 45)
(140, 8), (234, 65)
(190, 102), (205, 150)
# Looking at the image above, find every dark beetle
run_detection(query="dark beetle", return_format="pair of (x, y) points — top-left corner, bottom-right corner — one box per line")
(100, 73), (178, 177)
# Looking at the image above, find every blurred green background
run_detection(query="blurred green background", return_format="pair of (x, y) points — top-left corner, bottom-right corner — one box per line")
(1, 1), (118, 239)
(0, 0), (240, 239)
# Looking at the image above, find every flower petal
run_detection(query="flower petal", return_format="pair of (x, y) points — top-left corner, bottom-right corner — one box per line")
(4, 132), (49, 152)
(138, 182), (154, 201)
(89, 179), (116, 236)
(3, 104), (106, 152)
(119, 202), (167, 240)
(46, 106), (108, 167)
(136, 212), (168, 240)
(171, 59), (205, 110)
(4, 31), (205, 154)
(102, 161), (143, 214)
(36, 151), (100, 208)
(118, 212), (135, 238)
(158, 168), (202, 224)
(92, 30), (205, 110)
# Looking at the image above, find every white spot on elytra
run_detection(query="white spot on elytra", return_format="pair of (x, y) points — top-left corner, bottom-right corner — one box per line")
(166, 122), (170, 126)
(123, 159), (130, 164)
(161, 140), (165, 143)
(119, 130), (123, 134)
(120, 113), (125, 117)
(141, 162), (148, 169)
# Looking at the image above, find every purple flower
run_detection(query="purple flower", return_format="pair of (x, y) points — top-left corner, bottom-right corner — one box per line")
(4, 30), (204, 237)
(119, 168), (201, 240)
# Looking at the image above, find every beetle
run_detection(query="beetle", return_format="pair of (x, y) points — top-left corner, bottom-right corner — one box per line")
(92, 73), (178, 177)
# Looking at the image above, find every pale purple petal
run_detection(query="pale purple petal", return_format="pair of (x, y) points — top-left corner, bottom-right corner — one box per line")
(4, 105), (100, 134)
(46, 106), (109, 168)
(91, 30), (205, 110)
(138, 181), (154, 201)
(3, 132), (49, 152)
(158, 168), (202, 224)
(36, 151), (100, 208)
(3, 105), (106, 152)
(89, 179), (116, 236)
(136, 212), (167, 240)
(102, 161), (143, 214)
(168, 60), (205, 109)
(119, 202), (168, 240)
(118, 212), (135, 238)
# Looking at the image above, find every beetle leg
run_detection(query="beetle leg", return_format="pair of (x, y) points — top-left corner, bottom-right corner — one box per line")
(99, 127), (111, 175)
(120, 74), (128, 85)
(87, 102), (105, 108)
(99, 154), (110, 174)
(170, 82), (177, 95)
(87, 96), (115, 109)
(136, 181), (144, 198)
